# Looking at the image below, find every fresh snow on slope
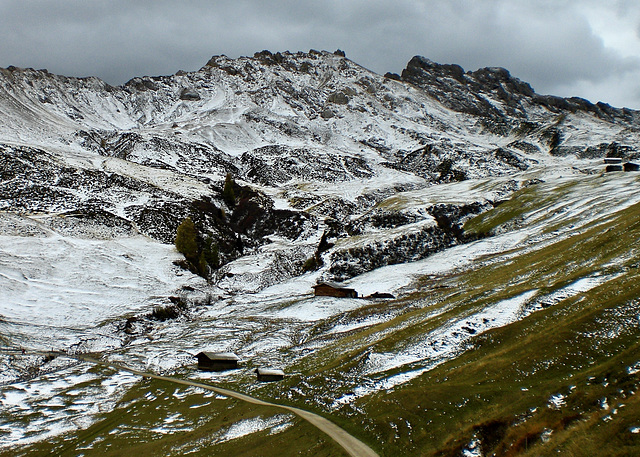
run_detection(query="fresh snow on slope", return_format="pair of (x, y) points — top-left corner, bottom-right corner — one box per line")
(2, 166), (640, 451)
(0, 214), (205, 350)
(0, 365), (141, 449)
(214, 414), (294, 443)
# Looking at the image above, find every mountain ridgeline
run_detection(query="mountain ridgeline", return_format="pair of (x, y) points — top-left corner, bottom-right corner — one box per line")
(1, 49), (639, 285)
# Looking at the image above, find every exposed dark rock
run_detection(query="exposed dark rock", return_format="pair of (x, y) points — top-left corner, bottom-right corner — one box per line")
(329, 224), (453, 281)
(348, 210), (423, 236)
(494, 148), (529, 171)
(240, 145), (373, 186)
(508, 141), (541, 155)
(401, 55), (640, 125)
(401, 56), (505, 119)
(227, 183), (313, 247)
(308, 197), (359, 223)
(124, 77), (159, 92)
(321, 108), (335, 119)
(384, 72), (402, 81)
(328, 201), (491, 281)
(580, 142), (639, 161)
(327, 91), (349, 105)
(179, 88), (201, 101)
(428, 202), (490, 239)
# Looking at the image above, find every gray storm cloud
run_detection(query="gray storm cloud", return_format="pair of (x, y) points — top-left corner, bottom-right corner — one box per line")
(1, 0), (639, 108)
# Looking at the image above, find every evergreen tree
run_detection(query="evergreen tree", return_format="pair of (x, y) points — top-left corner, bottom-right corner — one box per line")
(223, 173), (236, 207)
(203, 237), (220, 269)
(175, 217), (198, 260)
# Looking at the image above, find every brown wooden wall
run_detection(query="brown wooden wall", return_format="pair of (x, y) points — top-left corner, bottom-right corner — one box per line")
(313, 284), (357, 298)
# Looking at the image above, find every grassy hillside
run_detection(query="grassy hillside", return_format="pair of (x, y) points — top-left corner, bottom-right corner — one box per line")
(254, 174), (640, 456)
(6, 173), (640, 456)
(3, 371), (348, 457)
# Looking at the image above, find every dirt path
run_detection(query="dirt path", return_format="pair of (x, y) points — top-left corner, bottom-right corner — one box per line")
(72, 354), (379, 457)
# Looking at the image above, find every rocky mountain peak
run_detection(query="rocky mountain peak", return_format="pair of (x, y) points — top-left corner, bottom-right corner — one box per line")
(400, 55), (639, 125)
(401, 55), (529, 119)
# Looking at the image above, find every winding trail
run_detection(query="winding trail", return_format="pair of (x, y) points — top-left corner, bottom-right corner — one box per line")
(68, 354), (379, 457)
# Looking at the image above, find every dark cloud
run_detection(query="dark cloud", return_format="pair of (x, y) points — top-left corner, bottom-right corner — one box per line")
(1, 0), (639, 108)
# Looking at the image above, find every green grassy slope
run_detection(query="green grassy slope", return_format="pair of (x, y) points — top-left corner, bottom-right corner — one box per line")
(4, 372), (348, 457)
(259, 175), (640, 456)
(8, 174), (640, 456)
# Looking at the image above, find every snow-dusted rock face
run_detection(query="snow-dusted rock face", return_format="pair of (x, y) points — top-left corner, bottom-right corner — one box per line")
(1, 49), (640, 282)
(401, 55), (640, 125)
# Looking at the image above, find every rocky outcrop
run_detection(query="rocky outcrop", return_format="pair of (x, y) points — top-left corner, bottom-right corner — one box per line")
(401, 55), (640, 126)
(179, 87), (201, 101)
(239, 145), (374, 186)
(327, 202), (490, 281)
(328, 223), (452, 280)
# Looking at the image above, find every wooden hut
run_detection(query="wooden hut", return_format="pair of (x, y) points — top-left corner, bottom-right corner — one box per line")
(312, 282), (358, 298)
(196, 352), (239, 371)
(604, 157), (622, 164)
(255, 368), (285, 382)
(605, 164), (623, 172)
(366, 292), (395, 299)
(624, 162), (640, 172)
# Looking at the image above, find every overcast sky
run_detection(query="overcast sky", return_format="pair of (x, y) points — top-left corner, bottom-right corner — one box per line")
(2, 0), (640, 109)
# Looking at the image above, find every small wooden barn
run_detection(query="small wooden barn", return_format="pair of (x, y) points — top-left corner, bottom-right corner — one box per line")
(604, 157), (622, 164)
(196, 352), (239, 371)
(624, 162), (640, 172)
(255, 368), (285, 382)
(366, 292), (395, 299)
(312, 282), (358, 298)
(605, 164), (623, 172)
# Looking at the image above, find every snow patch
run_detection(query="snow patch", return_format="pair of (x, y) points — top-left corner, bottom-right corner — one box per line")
(363, 290), (538, 375)
(548, 394), (566, 410)
(462, 434), (482, 457)
(215, 414), (294, 444)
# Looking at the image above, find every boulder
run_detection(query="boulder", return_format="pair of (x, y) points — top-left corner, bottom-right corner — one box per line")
(321, 108), (335, 119)
(327, 91), (349, 105)
(180, 88), (201, 101)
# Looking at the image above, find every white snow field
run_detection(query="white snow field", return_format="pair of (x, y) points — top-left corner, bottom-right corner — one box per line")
(0, 214), (205, 351)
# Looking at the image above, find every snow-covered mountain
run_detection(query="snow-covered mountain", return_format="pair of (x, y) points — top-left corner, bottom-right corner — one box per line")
(2, 50), (640, 456)
(2, 50), (638, 282)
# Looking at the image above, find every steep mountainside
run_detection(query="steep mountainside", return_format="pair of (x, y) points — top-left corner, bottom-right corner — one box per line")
(2, 50), (640, 456)
(2, 50), (639, 282)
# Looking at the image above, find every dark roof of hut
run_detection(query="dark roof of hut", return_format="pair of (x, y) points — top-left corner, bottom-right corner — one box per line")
(256, 368), (285, 376)
(196, 351), (239, 361)
(312, 282), (356, 292)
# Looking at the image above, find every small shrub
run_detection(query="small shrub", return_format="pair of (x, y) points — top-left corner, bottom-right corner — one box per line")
(203, 237), (220, 269)
(302, 256), (320, 272)
(150, 304), (180, 321)
(197, 252), (208, 277)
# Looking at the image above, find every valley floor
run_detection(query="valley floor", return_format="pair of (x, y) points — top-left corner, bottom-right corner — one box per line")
(2, 165), (640, 456)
